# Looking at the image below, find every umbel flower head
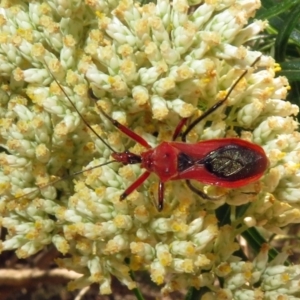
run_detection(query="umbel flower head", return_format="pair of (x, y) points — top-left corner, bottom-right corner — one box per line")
(0, 0), (299, 297)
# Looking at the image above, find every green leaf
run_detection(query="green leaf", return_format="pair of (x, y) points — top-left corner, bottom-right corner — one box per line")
(257, 0), (300, 19)
(278, 61), (300, 81)
(274, 4), (300, 61)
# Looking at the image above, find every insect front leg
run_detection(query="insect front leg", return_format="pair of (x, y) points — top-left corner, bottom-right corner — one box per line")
(89, 89), (151, 149)
(120, 171), (150, 201)
(120, 173), (165, 212)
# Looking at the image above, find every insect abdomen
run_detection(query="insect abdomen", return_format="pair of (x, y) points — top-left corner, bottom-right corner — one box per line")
(173, 139), (268, 188)
(202, 144), (267, 181)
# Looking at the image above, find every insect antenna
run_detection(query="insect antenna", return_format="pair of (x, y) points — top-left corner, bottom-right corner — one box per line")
(181, 56), (261, 142)
(44, 62), (117, 154)
(6, 160), (117, 201)
(4, 63), (121, 201)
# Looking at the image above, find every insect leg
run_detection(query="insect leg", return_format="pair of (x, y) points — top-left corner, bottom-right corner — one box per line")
(172, 118), (188, 141)
(89, 89), (151, 149)
(185, 180), (213, 199)
(120, 171), (151, 201)
(158, 182), (164, 211)
(185, 180), (225, 200)
(181, 56), (261, 142)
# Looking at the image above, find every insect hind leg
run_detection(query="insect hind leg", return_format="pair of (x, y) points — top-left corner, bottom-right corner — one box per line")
(185, 180), (224, 200)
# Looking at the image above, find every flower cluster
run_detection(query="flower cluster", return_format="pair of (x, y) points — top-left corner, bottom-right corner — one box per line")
(0, 0), (299, 296)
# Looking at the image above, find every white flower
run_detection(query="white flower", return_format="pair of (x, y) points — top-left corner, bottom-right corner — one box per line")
(0, 0), (299, 297)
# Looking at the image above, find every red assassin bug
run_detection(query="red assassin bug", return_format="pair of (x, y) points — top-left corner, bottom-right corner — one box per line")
(49, 56), (268, 211)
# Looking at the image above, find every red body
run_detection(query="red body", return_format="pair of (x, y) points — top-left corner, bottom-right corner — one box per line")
(140, 138), (267, 188)
(51, 55), (267, 211)
(88, 56), (267, 210)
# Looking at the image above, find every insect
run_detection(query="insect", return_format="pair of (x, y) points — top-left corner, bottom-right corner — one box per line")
(47, 56), (268, 211)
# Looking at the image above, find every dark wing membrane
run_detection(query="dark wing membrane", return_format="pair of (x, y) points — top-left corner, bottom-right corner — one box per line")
(172, 139), (268, 188)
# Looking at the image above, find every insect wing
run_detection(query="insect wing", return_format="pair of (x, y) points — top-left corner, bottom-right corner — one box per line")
(172, 138), (268, 188)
